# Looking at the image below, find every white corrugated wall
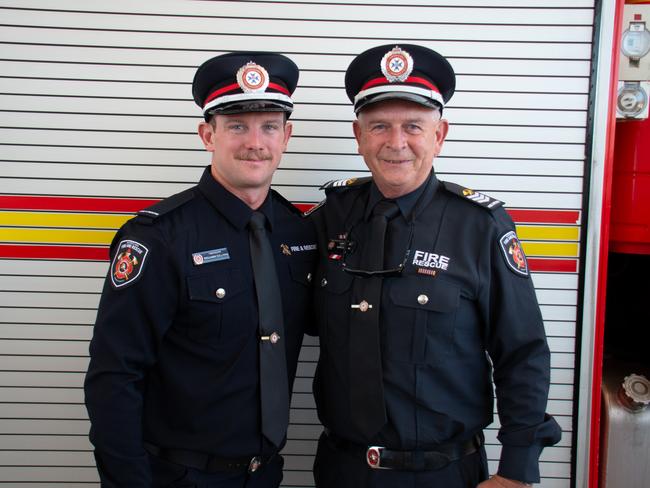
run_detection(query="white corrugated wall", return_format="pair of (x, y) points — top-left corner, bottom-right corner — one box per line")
(0, 1), (596, 486)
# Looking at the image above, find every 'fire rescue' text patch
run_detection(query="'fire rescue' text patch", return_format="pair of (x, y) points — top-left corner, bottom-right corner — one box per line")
(499, 230), (529, 277)
(110, 239), (149, 289)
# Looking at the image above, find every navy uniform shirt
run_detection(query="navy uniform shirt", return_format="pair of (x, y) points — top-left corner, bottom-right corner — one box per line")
(311, 172), (561, 483)
(84, 166), (317, 487)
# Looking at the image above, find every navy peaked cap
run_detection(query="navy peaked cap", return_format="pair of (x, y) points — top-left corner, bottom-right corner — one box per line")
(345, 44), (455, 114)
(192, 52), (299, 119)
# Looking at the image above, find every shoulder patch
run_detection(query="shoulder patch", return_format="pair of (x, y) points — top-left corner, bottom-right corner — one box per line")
(499, 230), (529, 277)
(136, 188), (195, 224)
(442, 181), (503, 210)
(320, 176), (372, 192)
(302, 199), (325, 217)
(110, 239), (149, 289)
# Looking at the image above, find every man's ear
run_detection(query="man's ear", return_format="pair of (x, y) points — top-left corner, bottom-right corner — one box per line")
(282, 121), (293, 150)
(433, 118), (449, 156)
(352, 119), (362, 153)
(352, 120), (361, 141)
(198, 121), (215, 151)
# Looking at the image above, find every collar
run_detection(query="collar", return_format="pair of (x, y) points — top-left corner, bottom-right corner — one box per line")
(364, 170), (439, 222)
(197, 166), (275, 231)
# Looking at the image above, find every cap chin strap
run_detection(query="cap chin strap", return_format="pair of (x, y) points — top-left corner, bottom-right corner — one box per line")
(354, 85), (444, 108)
(203, 92), (293, 115)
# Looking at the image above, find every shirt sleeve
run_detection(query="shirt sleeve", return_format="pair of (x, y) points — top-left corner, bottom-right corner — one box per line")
(84, 222), (179, 487)
(482, 213), (562, 483)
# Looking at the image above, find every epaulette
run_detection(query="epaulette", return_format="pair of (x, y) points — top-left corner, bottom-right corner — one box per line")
(136, 188), (195, 224)
(320, 176), (372, 192)
(302, 199), (325, 217)
(442, 181), (503, 210)
(272, 190), (303, 216)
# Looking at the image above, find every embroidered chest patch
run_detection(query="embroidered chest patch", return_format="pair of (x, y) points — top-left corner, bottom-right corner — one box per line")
(412, 250), (451, 271)
(111, 239), (149, 289)
(499, 230), (529, 277)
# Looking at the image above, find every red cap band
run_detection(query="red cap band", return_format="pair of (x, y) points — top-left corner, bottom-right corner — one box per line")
(204, 82), (291, 108)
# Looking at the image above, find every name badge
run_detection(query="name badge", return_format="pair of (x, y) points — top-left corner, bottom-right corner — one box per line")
(192, 247), (230, 266)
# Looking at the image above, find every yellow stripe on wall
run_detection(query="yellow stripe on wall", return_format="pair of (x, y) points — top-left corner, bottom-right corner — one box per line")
(0, 212), (132, 229)
(516, 225), (580, 241)
(522, 241), (580, 257)
(0, 228), (115, 245)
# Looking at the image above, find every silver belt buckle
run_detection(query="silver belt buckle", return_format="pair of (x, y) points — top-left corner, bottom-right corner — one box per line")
(248, 456), (262, 473)
(366, 446), (387, 469)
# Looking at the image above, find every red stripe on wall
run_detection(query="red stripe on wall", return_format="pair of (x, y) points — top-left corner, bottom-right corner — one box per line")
(0, 195), (159, 213)
(1, 196), (581, 226)
(293, 203), (315, 213)
(507, 209), (581, 225)
(0, 244), (109, 261)
(0, 243), (578, 272)
(527, 258), (578, 273)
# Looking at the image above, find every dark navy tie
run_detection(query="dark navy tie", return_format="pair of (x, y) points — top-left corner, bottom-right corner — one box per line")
(349, 200), (399, 439)
(249, 211), (289, 447)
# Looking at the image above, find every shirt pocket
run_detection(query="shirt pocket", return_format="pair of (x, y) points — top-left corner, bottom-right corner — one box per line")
(283, 258), (317, 336)
(185, 268), (250, 343)
(314, 261), (354, 347)
(386, 276), (459, 365)
(287, 259), (315, 287)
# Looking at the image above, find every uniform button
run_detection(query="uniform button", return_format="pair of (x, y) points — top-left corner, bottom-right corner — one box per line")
(351, 300), (373, 312)
(320, 278), (328, 287)
(417, 294), (429, 305)
(307, 272), (313, 283)
(215, 288), (226, 299)
(260, 332), (281, 343)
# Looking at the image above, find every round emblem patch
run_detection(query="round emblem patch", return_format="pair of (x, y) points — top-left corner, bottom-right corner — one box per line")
(110, 239), (149, 289)
(381, 46), (414, 83)
(499, 230), (529, 277)
(236, 62), (270, 93)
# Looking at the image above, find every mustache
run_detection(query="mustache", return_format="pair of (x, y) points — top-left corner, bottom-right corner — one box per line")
(236, 151), (273, 161)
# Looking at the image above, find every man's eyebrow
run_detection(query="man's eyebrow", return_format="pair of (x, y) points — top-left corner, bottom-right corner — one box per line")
(364, 116), (428, 124)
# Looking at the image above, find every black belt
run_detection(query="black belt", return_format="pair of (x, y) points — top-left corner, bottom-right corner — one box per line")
(325, 431), (483, 471)
(144, 442), (276, 474)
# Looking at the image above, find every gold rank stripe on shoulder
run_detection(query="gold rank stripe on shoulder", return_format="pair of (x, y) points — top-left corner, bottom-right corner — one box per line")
(442, 181), (503, 210)
(462, 188), (502, 209)
(320, 176), (372, 191)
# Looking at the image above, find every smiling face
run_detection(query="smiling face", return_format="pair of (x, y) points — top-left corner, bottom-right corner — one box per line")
(353, 99), (448, 199)
(198, 111), (292, 204)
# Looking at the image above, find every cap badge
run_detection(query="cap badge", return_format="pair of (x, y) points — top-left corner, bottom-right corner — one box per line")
(381, 46), (413, 83)
(236, 62), (270, 93)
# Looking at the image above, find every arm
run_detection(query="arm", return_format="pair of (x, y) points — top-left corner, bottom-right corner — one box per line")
(84, 226), (178, 487)
(482, 217), (562, 484)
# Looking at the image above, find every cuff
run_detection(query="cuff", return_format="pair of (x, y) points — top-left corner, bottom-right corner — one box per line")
(497, 444), (544, 483)
(496, 413), (562, 483)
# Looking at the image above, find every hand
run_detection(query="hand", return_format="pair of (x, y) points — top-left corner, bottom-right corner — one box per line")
(477, 474), (532, 488)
